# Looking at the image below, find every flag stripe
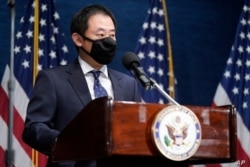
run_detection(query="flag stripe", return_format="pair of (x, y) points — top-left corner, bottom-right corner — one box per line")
(213, 83), (231, 106)
(237, 112), (250, 157)
(1, 66), (29, 123)
(0, 146), (5, 167)
(0, 117), (32, 167)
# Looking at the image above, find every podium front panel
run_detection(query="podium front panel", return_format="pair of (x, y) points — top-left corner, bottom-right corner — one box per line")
(111, 101), (236, 164)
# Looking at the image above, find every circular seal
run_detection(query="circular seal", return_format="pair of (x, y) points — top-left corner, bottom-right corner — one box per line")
(151, 105), (201, 161)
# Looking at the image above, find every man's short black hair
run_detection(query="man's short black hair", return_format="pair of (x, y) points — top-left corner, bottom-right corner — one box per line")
(70, 4), (117, 36)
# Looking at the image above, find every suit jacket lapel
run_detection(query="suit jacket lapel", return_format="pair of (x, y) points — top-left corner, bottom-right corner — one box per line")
(66, 59), (92, 106)
(108, 69), (123, 100)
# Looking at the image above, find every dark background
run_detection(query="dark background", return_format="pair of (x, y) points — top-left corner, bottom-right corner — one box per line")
(0, 0), (243, 106)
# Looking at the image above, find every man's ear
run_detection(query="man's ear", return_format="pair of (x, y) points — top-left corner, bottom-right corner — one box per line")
(71, 33), (83, 47)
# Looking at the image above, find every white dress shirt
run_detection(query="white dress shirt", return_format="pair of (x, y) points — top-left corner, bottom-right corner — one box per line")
(78, 56), (114, 100)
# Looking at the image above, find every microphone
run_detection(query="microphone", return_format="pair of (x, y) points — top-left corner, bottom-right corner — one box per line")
(122, 52), (152, 90)
(122, 51), (179, 105)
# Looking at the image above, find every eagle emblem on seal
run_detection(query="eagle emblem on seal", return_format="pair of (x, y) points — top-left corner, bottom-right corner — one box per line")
(164, 115), (189, 147)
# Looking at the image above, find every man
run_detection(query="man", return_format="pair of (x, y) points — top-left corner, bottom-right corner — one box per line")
(22, 4), (141, 167)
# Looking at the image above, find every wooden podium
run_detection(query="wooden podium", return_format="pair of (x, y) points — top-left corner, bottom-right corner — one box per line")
(51, 96), (237, 165)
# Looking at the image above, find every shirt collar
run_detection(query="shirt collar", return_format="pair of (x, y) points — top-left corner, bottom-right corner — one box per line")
(78, 56), (108, 77)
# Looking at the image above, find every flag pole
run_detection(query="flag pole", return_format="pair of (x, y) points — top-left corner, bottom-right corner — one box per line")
(32, 0), (39, 166)
(6, 0), (15, 166)
(33, 0), (39, 82)
(161, 0), (175, 98)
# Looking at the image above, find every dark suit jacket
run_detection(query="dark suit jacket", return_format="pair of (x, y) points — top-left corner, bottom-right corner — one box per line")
(22, 59), (141, 167)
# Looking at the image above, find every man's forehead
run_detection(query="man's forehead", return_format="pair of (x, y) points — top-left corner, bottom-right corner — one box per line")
(86, 14), (115, 32)
(88, 14), (114, 25)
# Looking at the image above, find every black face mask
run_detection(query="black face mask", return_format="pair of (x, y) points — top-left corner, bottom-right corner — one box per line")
(80, 36), (116, 65)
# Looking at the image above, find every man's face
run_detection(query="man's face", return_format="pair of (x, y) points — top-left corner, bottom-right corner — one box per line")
(83, 13), (116, 53)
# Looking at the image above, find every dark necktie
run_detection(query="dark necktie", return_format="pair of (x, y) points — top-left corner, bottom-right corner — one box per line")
(91, 71), (108, 98)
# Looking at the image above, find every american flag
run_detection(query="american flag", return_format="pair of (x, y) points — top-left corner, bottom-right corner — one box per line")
(0, 0), (68, 166)
(134, 0), (176, 104)
(197, 1), (250, 167)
